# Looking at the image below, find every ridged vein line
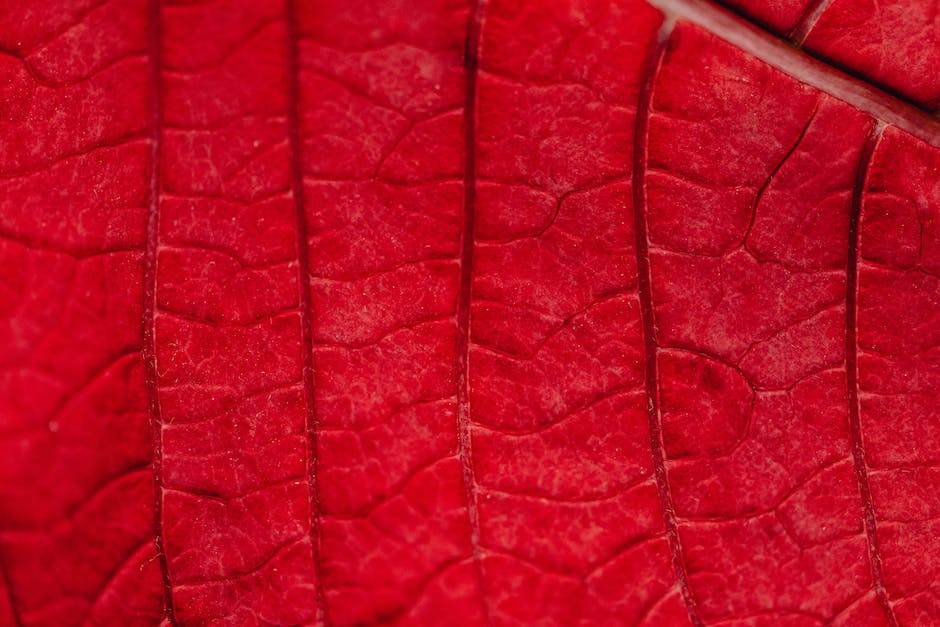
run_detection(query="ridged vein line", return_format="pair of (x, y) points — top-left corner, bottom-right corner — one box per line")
(632, 18), (704, 627)
(846, 123), (898, 627)
(285, 1), (329, 624)
(646, 0), (940, 148)
(788, 0), (835, 44)
(457, 1), (492, 624)
(144, 0), (176, 623)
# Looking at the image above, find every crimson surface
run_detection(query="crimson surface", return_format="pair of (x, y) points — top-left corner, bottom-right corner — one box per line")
(0, 0), (938, 625)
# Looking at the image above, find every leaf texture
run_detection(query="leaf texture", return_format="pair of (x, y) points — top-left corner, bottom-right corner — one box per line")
(0, 0), (938, 625)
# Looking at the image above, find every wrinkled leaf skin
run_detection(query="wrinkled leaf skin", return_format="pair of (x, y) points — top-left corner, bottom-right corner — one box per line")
(0, 0), (938, 625)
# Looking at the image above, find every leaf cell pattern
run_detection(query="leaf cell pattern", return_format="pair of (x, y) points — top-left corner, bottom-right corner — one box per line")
(0, 0), (938, 625)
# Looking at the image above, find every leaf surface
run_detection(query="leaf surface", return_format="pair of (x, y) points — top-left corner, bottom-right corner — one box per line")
(0, 0), (938, 625)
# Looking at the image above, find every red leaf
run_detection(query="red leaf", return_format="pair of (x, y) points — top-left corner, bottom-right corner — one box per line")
(1, 0), (938, 625)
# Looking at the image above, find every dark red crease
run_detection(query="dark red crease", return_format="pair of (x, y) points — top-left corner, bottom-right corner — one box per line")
(632, 19), (704, 627)
(846, 123), (898, 627)
(740, 100), (818, 249)
(457, 1), (492, 624)
(144, 0), (176, 624)
(0, 558), (22, 626)
(284, 1), (329, 624)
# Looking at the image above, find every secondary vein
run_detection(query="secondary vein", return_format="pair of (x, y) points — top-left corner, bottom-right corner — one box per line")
(788, 0), (835, 45)
(285, 1), (329, 624)
(457, 1), (492, 624)
(144, 0), (176, 624)
(632, 17), (704, 627)
(846, 122), (898, 627)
